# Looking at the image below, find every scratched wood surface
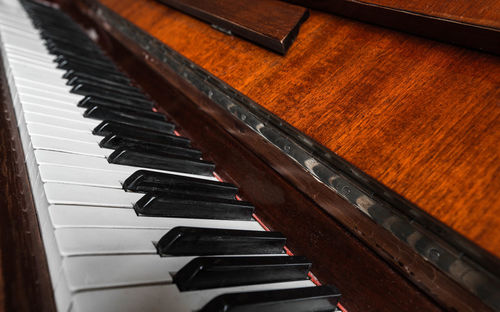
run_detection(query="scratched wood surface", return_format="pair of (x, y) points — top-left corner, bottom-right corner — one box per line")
(98, 0), (500, 259)
(358, 0), (500, 28)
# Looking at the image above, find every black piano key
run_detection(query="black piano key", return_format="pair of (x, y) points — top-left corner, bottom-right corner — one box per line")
(63, 69), (131, 85)
(54, 54), (118, 71)
(93, 120), (174, 137)
(70, 80), (146, 99)
(173, 256), (311, 291)
(61, 61), (126, 78)
(98, 129), (189, 148)
(55, 55), (115, 70)
(107, 148), (215, 176)
(42, 33), (95, 46)
(123, 170), (238, 199)
(93, 120), (175, 139)
(84, 106), (172, 131)
(45, 37), (102, 54)
(68, 77), (143, 95)
(79, 96), (153, 111)
(84, 103), (165, 121)
(94, 120), (178, 141)
(55, 55), (118, 72)
(67, 72), (138, 89)
(134, 192), (254, 220)
(74, 85), (152, 107)
(157, 227), (286, 256)
(100, 136), (200, 159)
(200, 285), (341, 312)
(46, 44), (105, 59)
(43, 34), (101, 49)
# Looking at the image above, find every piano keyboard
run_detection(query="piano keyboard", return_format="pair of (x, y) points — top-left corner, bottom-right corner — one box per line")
(0, 0), (342, 311)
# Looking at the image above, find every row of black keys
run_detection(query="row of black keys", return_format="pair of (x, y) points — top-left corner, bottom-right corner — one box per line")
(22, 1), (341, 311)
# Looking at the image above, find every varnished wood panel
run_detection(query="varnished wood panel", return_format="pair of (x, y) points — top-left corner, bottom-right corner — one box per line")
(97, 0), (500, 259)
(359, 0), (500, 28)
(156, 0), (309, 54)
(0, 57), (56, 312)
(285, 0), (500, 54)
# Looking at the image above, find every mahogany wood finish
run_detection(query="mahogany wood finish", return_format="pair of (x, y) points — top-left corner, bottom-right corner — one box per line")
(156, 0), (309, 54)
(360, 0), (500, 28)
(94, 0), (500, 262)
(58, 2), (447, 311)
(285, 0), (500, 54)
(0, 58), (56, 311)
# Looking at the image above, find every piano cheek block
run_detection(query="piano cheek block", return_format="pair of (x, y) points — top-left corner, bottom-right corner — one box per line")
(156, 227), (286, 256)
(134, 193), (255, 220)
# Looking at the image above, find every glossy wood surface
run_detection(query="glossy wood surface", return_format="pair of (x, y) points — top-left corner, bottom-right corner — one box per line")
(156, 0), (309, 54)
(98, 0), (500, 259)
(285, 0), (500, 54)
(0, 58), (56, 312)
(359, 0), (500, 28)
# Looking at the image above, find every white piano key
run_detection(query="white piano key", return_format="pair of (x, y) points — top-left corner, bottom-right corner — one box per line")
(63, 254), (180, 291)
(15, 76), (73, 93)
(0, 26), (41, 41)
(4, 44), (55, 62)
(27, 123), (99, 144)
(39, 164), (124, 188)
(5, 49), (53, 67)
(44, 183), (139, 207)
(49, 205), (263, 230)
(31, 135), (110, 157)
(1, 34), (48, 53)
(8, 60), (69, 81)
(16, 82), (84, 102)
(72, 280), (316, 312)
(24, 111), (98, 132)
(35, 150), (125, 170)
(18, 102), (88, 121)
(55, 228), (161, 256)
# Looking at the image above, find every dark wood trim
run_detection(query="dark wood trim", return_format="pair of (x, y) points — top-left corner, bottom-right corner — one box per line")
(0, 54), (56, 312)
(285, 0), (500, 55)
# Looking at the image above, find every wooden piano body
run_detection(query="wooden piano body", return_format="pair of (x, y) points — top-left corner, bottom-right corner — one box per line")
(0, 0), (498, 311)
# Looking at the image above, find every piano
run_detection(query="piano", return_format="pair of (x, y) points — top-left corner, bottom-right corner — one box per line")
(0, 0), (498, 311)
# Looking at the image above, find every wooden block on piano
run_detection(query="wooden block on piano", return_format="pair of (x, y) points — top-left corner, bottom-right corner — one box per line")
(156, 0), (309, 54)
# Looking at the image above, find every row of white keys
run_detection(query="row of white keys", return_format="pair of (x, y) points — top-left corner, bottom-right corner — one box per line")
(0, 3), (76, 310)
(0, 2), (318, 311)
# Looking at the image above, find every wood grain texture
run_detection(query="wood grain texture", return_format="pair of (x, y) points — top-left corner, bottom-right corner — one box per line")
(61, 6), (445, 310)
(156, 0), (309, 54)
(0, 57), (56, 312)
(97, 0), (500, 259)
(285, 0), (500, 54)
(358, 0), (500, 28)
